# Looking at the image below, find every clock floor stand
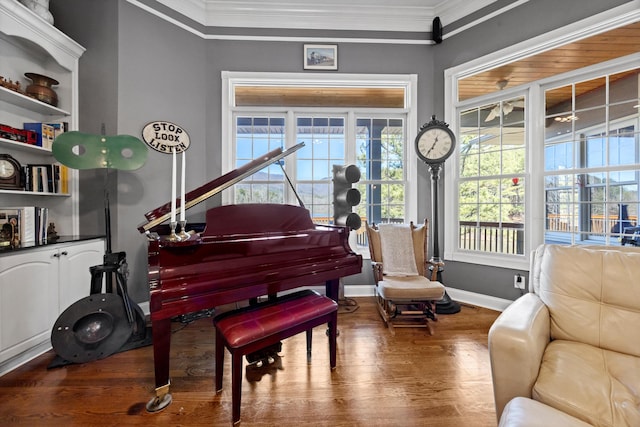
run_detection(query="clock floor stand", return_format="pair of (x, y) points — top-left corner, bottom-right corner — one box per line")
(428, 162), (460, 315)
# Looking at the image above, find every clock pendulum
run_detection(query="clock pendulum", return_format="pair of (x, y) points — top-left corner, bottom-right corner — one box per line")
(415, 115), (460, 314)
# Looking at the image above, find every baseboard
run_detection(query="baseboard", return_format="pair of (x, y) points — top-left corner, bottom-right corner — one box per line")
(445, 287), (512, 312)
(139, 301), (150, 316)
(137, 286), (512, 317)
(344, 284), (512, 312)
(0, 340), (51, 377)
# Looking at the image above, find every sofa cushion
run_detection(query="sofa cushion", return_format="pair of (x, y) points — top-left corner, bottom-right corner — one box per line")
(533, 340), (640, 427)
(499, 397), (592, 427)
(533, 244), (640, 357)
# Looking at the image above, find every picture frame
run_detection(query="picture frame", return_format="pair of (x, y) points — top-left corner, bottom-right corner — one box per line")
(303, 44), (338, 70)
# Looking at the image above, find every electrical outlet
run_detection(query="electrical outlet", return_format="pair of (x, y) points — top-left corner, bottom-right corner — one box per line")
(514, 274), (525, 290)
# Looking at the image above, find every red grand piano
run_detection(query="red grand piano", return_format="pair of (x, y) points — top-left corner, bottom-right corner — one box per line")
(138, 143), (363, 411)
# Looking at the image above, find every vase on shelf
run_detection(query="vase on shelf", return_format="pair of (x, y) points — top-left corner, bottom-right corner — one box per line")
(19, 0), (54, 25)
(24, 72), (59, 106)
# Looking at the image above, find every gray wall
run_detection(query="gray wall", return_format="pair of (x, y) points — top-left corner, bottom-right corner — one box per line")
(50, 0), (633, 303)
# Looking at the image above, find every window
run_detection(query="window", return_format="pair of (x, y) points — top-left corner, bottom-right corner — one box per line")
(356, 117), (406, 224)
(295, 116), (346, 223)
(445, 7), (640, 270)
(457, 96), (526, 256)
(543, 71), (639, 245)
(222, 73), (418, 254)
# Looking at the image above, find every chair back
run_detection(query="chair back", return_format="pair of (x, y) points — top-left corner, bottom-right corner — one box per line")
(365, 220), (429, 277)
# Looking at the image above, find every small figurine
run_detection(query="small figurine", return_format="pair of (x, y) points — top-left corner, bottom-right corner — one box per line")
(47, 222), (59, 242)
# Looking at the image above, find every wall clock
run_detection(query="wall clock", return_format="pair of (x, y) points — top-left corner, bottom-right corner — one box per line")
(415, 115), (456, 164)
(0, 154), (24, 190)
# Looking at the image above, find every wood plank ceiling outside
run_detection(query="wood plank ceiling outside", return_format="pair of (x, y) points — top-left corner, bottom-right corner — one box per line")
(233, 22), (638, 109)
(458, 21), (640, 108)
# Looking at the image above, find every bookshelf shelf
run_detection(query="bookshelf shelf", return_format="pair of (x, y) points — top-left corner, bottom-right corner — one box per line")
(0, 137), (53, 154)
(0, 86), (70, 116)
(0, 189), (69, 196)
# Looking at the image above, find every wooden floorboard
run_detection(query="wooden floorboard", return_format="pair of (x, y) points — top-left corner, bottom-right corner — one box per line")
(0, 297), (500, 426)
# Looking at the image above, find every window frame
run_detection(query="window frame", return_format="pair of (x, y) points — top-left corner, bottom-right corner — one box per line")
(221, 72), (420, 252)
(444, 4), (640, 271)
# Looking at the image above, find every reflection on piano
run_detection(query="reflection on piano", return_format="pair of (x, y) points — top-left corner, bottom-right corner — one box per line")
(138, 143), (363, 412)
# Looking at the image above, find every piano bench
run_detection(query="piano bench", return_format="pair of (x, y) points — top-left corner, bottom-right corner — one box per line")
(213, 289), (338, 425)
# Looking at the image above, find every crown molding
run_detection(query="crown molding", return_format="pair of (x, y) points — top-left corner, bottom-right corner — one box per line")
(152, 0), (498, 33)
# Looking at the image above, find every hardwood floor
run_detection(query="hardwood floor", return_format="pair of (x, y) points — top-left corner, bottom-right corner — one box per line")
(0, 297), (500, 426)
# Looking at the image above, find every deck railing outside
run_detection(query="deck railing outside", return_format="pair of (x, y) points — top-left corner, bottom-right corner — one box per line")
(459, 221), (525, 255)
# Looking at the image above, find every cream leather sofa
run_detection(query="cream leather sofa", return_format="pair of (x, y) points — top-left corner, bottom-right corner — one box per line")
(489, 244), (640, 427)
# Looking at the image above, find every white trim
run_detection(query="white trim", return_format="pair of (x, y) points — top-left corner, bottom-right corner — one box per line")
(446, 287), (512, 312)
(126, 0), (518, 43)
(150, 0), (499, 33)
(444, 2), (640, 270)
(443, 0), (529, 40)
(341, 285), (511, 312)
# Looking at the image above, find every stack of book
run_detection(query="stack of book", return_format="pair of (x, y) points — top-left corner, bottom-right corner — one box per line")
(0, 206), (49, 247)
(23, 163), (69, 194)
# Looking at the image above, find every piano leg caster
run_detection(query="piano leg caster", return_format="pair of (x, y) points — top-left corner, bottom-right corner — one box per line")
(146, 384), (172, 412)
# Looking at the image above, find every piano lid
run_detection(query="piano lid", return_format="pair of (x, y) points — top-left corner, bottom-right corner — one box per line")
(138, 142), (305, 233)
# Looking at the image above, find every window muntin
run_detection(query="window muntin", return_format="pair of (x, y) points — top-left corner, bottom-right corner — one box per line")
(457, 96), (526, 255)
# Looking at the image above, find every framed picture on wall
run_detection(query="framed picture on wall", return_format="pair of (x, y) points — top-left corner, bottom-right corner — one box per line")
(303, 44), (338, 70)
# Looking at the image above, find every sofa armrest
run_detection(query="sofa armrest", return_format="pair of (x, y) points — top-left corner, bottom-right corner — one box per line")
(488, 293), (551, 421)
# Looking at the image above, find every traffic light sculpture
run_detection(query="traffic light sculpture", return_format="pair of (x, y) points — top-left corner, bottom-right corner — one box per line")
(332, 164), (361, 230)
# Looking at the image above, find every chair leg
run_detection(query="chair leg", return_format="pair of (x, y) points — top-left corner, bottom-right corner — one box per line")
(232, 351), (243, 424)
(306, 329), (312, 363)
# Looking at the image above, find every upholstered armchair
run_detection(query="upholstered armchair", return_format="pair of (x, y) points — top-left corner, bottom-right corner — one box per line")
(489, 244), (640, 427)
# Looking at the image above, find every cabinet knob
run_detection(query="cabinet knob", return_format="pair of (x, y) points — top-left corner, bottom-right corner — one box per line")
(60, 251), (68, 256)
(53, 251), (69, 258)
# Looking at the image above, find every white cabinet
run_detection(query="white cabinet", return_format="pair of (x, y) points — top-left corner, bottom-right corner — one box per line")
(0, 0), (84, 235)
(0, 238), (104, 375)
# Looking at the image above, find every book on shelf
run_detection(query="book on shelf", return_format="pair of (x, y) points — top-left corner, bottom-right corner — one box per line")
(0, 206), (48, 246)
(22, 163), (69, 194)
(23, 121), (68, 149)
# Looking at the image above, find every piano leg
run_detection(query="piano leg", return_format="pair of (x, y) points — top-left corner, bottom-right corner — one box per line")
(326, 278), (339, 302)
(146, 317), (173, 412)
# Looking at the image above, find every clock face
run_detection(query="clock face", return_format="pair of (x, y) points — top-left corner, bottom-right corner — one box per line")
(416, 126), (455, 163)
(0, 159), (16, 178)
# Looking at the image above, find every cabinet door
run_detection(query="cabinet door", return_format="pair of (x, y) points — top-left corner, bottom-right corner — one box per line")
(0, 248), (58, 362)
(58, 240), (104, 313)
